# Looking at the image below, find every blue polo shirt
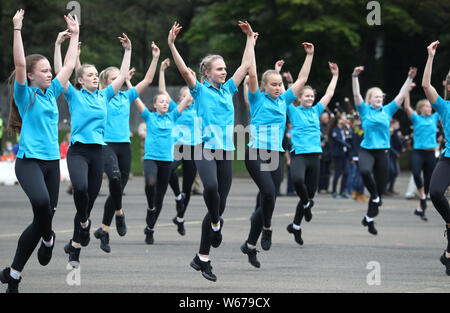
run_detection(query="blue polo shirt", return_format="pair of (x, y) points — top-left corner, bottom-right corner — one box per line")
(141, 107), (181, 161)
(248, 88), (296, 152)
(190, 79), (237, 151)
(410, 112), (440, 150)
(64, 83), (116, 145)
(104, 88), (139, 143)
(356, 100), (399, 149)
(14, 78), (63, 160)
(170, 100), (202, 147)
(431, 96), (450, 157)
(287, 102), (325, 154)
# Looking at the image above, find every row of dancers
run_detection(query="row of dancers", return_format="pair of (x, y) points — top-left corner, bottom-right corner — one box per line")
(0, 10), (449, 293)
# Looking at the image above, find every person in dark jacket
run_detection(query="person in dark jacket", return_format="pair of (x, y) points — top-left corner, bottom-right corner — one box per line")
(329, 114), (351, 198)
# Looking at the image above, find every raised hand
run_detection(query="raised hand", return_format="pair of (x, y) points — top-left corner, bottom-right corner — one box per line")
(127, 67), (136, 82)
(353, 66), (364, 76)
(329, 62), (339, 76)
(283, 72), (293, 83)
(427, 40), (439, 57)
(64, 13), (79, 35)
(408, 66), (418, 79)
(275, 60), (285, 73)
(13, 9), (24, 30)
(161, 58), (171, 71)
(302, 42), (314, 55)
(118, 33), (131, 51)
(151, 41), (160, 59)
(238, 20), (254, 36)
(56, 29), (71, 45)
(168, 22), (182, 45)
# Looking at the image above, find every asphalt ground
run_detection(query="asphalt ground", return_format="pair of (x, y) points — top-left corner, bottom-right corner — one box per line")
(0, 173), (449, 293)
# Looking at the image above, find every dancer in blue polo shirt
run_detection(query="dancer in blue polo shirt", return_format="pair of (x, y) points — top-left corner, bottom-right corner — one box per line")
(56, 34), (132, 268)
(169, 20), (256, 282)
(286, 53), (339, 246)
(240, 42), (314, 268)
(0, 10), (79, 293)
(159, 59), (202, 236)
(352, 65), (416, 235)
(91, 42), (160, 254)
(134, 91), (191, 245)
(403, 83), (439, 221)
(422, 40), (450, 276)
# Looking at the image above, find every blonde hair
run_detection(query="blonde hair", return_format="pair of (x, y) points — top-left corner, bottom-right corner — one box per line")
(365, 87), (383, 105)
(260, 70), (281, 92)
(415, 99), (430, 114)
(199, 54), (224, 83)
(74, 64), (96, 90)
(99, 66), (119, 90)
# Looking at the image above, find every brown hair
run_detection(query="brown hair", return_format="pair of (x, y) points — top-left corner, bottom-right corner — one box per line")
(99, 66), (119, 90)
(199, 54), (224, 84)
(293, 85), (316, 106)
(8, 54), (47, 134)
(74, 64), (96, 90)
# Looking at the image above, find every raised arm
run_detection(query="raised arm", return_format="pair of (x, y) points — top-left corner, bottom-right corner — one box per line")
(176, 89), (194, 114)
(168, 22), (196, 90)
(403, 82), (416, 118)
(232, 21), (257, 88)
(13, 9), (26, 85)
(135, 41), (160, 95)
(422, 40), (440, 104)
(319, 62), (339, 108)
(290, 42), (314, 97)
(247, 30), (259, 93)
(283, 72), (294, 89)
(158, 58), (171, 99)
(126, 68), (148, 114)
(110, 33), (132, 94)
(275, 60), (286, 93)
(352, 66), (364, 106)
(56, 14), (80, 87)
(243, 75), (250, 112)
(54, 29), (71, 75)
(75, 42), (81, 72)
(394, 67), (416, 107)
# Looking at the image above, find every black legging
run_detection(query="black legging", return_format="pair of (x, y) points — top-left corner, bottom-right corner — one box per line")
(290, 153), (320, 225)
(143, 159), (172, 228)
(12, 158), (59, 272)
(332, 156), (349, 194)
(410, 149), (436, 195)
(358, 148), (389, 217)
(67, 143), (104, 243)
(195, 145), (233, 255)
(245, 147), (283, 245)
(102, 143), (131, 226)
(430, 156), (450, 224)
(169, 145), (197, 218)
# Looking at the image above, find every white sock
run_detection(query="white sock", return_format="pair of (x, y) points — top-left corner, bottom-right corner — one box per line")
(293, 224), (301, 230)
(365, 216), (374, 222)
(175, 194), (183, 201)
(304, 201), (311, 209)
(43, 236), (54, 248)
(199, 256), (209, 262)
(372, 197), (380, 203)
(80, 220), (89, 229)
(9, 269), (21, 280)
(416, 207), (423, 212)
(420, 195), (426, 200)
(177, 217), (184, 223)
(211, 222), (220, 232)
